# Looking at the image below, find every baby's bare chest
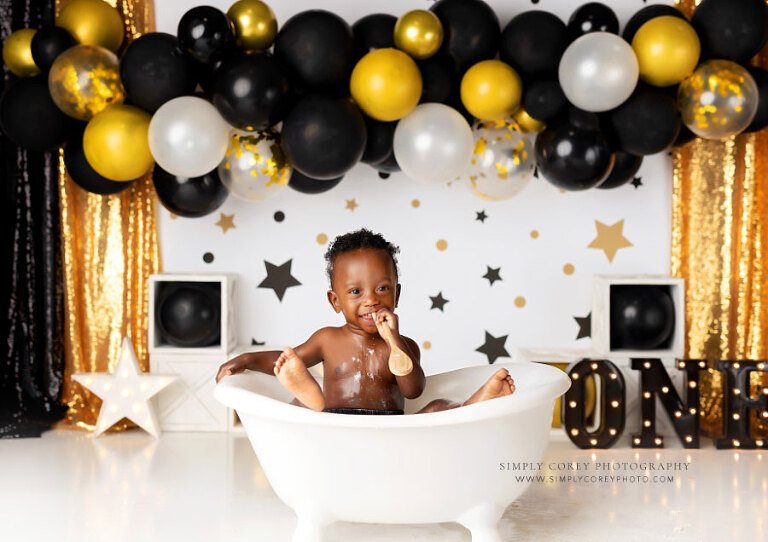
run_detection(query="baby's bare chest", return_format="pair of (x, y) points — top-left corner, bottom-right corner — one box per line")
(322, 339), (393, 382)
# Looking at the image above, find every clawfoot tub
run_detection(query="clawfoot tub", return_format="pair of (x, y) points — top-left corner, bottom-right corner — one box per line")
(214, 362), (571, 542)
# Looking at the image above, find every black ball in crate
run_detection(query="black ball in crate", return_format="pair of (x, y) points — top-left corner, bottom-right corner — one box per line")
(156, 285), (221, 347)
(610, 285), (675, 350)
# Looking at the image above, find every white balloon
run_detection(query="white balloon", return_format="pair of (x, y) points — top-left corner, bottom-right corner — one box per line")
(148, 96), (231, 178)
(558, 33), (639, 112)
(393, 103), (473, 184)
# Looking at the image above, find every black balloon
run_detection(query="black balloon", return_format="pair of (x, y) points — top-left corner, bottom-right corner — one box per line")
(430, 0), (500, 71)
(0, 76), (68, 151)
(418, 53), (455, 104)
(352, 13), (396, 60)
(156, 284), (221, 347)
(597, 152), (642, 190)
(622, 5), (686, 44)
(121, 32), (197, 113)
(523, 79), (568, 122)
(744, 66), (768, 133)
(30, 26), (75, 72)
(153, 165), (228, 218)
(610, 285), (675, 350)
(568, 3), (619, 41)
(274, 10), (354, 94)
(177, 6), (232, 64)
(282, 97), (366, 180)
(692, 0), (768, 62)
(500, 11), (569, 79)
(534, 109), (614, 191)
(674, 124), (697, 147)
(361, 117), (395, 165)
(212, 53), (288, 130)
(193, 59), (221, 97)
(288, 170), (344, 194)
(64, 131), (135, 195)
(606, 85), (680, 156)
(373, 151), (401, 174)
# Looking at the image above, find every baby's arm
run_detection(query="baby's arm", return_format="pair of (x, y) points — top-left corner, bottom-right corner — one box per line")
(215, 328), (328, 383)
(396, 336), (426, 399)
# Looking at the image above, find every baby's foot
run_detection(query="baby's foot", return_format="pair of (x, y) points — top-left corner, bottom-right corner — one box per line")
(274, 347), (325, 411)
(463, 368), (515, 406)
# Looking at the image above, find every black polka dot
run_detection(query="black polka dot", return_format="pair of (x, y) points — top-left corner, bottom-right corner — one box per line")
(203, 252), (214, 263)
(378, 172), (390, 179)
(274, 211), (285, 222)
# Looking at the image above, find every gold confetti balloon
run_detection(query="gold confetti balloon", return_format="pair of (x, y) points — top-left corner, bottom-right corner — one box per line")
(219, 131), (291, 201)
(677, 60), (759, 140)
(227, 0), (278, 52)
(467, 120), (535, 201)
(48, 44), (125, 121)
(393, 9), (443, 60)
(2, 29), (40, 77)
(56, 0), (124, 53)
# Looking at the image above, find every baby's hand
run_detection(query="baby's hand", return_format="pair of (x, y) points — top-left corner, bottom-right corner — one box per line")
(374, 308), (399, 336)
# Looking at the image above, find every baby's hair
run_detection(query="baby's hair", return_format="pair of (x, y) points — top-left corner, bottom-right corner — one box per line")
(325, 228), (400, 286)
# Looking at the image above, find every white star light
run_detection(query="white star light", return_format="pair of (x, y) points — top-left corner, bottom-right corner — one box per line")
(73, 337), (177, 438)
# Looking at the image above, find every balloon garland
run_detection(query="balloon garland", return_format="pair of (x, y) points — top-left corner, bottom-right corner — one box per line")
(1, 0), (767, 207)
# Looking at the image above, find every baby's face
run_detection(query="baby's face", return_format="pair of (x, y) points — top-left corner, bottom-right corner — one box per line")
(328, 248), (399, 333)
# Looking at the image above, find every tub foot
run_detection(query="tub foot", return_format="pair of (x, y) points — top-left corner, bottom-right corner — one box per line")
(291, 509), (331, 542)
(458, 504), (504, 542)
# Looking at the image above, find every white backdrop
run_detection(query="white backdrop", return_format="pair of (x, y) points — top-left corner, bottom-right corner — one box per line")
(156, 0), (675, 373)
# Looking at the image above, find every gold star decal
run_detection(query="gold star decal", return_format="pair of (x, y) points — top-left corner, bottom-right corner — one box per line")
(345, 199), (358, 211)
(588, 219), (633, 263)
(215, 213), (236, 234)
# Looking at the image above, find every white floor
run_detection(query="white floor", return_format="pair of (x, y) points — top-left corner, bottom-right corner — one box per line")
(0, 430), (765, 542)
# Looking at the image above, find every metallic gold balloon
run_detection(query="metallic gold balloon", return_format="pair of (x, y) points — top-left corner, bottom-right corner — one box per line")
(632, 16), (700, 87)
(2, 29), (40, 77)
(394, 9), (443, 60)
(227, 0), (277, 51)
(677, 60), (759, 140)
(467, 120), (535, 201)
(350, 48), (422, 121)
(461, 60), (522, 121)
(219, 131), (291, 201)
(83, 104), (153, 181)
(48, 44), (125, 121)
(56, 0), (124, 53)
(511, 108), (545, 134)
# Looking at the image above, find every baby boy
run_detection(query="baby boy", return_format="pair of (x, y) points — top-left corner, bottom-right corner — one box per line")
(215, 229), (515, 414)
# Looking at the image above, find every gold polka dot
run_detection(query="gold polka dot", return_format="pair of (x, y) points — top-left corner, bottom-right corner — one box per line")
(422, 341), (432, 350)
(530, 230), (539, 239)
(170, 213), (178, 220)
(514, 296), (526, 308)
(411, 199), (420, 208)
(316, 233), (328, 244)
(436, 239), (448, 251)
(563, 263), (575, 275)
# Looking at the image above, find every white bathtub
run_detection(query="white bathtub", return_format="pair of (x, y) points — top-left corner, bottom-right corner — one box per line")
(214, 361), (571, 542)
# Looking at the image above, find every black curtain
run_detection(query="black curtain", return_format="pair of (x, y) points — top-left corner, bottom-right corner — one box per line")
(0, 0), (68, 438)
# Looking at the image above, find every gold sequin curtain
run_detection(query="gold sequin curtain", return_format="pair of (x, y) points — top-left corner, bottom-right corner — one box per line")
(57, 0), (159, 431)
(673, 0), (768, 437)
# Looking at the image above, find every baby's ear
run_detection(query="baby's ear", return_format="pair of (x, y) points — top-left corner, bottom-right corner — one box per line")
(327, 290), (341, 313)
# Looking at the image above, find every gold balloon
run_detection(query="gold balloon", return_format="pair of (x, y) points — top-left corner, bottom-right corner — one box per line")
(350, 48), (422, 122)
(394, 9), (443, 60)
(461, 60), (522, 121)
(48, 44), (125, 121)
(227, 0), (277, 51)
(56, 0), (124, 53)
(632, 16), (700, 87)
(511, 108), (545, 134)
(2, 29), (40, 77)
(678, 60), (759, 140)
(83, 104), (153, 181)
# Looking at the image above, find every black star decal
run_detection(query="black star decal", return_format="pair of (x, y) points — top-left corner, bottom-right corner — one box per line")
(475, 210), (488, 223)
(429, 291), (450, 311)
(257, 259), (301, 301)
(475, 331), (511, 364)
(483, 266), (502, 285)
(574, 313), (591, 340)
(251, 338), (266, 346)
(631, 177), (643, 189)
(533, 166), (539, 179)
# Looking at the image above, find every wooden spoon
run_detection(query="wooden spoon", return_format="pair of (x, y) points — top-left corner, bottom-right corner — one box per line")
(377, 320), (413, 376)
